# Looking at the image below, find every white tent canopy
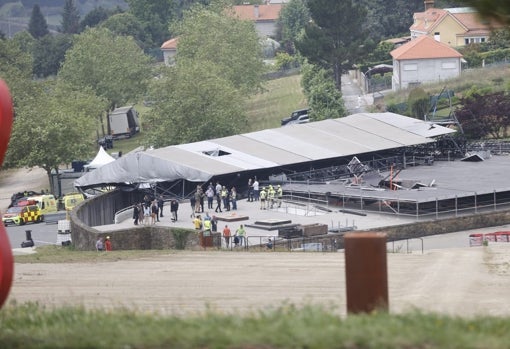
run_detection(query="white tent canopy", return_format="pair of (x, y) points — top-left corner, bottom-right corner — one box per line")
(83, 146), (116, 171)
(74, 113), (456, 189)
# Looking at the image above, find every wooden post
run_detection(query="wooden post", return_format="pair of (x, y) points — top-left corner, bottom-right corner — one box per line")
(344, 232), (388, 314)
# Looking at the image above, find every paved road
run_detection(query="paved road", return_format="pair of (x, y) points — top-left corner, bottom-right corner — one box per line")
(342, 73), (373, 114)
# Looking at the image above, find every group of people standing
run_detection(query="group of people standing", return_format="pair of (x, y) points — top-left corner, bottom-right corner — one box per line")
(190, 183), (238, 215)
(258, 184), (283, 210)
(132, 194), (179, 225)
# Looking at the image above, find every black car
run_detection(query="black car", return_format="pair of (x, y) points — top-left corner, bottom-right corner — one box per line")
(281, 108), (309, 126)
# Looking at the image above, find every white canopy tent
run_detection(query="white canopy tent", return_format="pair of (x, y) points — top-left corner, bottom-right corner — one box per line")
(83, 146), (116, 171)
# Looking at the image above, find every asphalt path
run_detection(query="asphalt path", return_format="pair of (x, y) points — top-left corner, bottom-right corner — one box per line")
(5, 212), (67, 250)
(6, 221), (58, 249)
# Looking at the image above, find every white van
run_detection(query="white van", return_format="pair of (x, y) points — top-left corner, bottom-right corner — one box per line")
(27, 194), (58, 214)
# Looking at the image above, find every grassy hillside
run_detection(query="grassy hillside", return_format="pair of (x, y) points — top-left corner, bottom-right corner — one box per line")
(246, 73), (308, 131)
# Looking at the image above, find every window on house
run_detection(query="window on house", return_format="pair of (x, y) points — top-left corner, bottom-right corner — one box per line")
(441, 62), (456, 69)
(404, 64), (418, 71)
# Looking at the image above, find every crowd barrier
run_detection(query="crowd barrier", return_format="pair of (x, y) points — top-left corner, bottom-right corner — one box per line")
(469, 231), (510, 246)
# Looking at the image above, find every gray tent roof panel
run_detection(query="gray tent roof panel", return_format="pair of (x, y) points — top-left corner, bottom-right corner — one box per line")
(244, 129), (341, 160)
(364, 113), (456, 138)
(152, 146), (242, 174)
(337, 114), (435, 146)
(213, 135), (310, 165)
(75, 112), (456, 189)
(175, 141), (279, 170)
(305, 120), (401, 153)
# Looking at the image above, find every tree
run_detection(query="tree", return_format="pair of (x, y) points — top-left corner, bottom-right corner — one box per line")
(296, 0), (369, 90)
(6, 80), (107, 188)
(144, 61), (246, 147)
(456, 91), (510, 139)
(124, 0), (174, 48)
(175, 4), (265, 94)
(301, 64), (346, 120)
(101, 13), (149, 50)
(276, 0), (310, 53)
(28, 4), (49, 38)
(0, 37), (35, 110)
(32, 34), (74, 78)
(61, 0), (81, 34)
(360, 0), (423, 40)
(58, 27), (153, 136)
(80, 6), (122, 31)
(407, 87), (430, 119)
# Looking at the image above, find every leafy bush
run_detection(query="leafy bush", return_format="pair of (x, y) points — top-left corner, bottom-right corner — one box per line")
(172, 229), (192, 250)
(407, 87), (430, 119)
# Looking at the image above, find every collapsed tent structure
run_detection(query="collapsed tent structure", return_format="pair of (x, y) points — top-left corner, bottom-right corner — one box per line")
(74, 112), (456, 198)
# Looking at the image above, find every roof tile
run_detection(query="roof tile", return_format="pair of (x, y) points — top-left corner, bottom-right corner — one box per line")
(391, 35), (463, 60)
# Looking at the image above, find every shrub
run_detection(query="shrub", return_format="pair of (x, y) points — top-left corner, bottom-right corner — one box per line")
(172, 229), (192, 250)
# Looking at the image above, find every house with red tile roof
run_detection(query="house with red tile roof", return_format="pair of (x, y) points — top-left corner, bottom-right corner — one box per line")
(230, 3), (283, 38)
(390, 35), (462, 91)
(161, 37), (179, 66)
(410, 0), (504, 47)
(161, 3), (283, 66)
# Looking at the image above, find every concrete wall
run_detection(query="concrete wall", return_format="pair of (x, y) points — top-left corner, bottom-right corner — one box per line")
(70, 189), (203, 251)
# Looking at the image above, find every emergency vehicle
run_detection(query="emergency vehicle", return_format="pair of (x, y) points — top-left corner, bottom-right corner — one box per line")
(63, 193), (85, 211)
(27, 194), (58, 214)
(2, 205), (43, 226)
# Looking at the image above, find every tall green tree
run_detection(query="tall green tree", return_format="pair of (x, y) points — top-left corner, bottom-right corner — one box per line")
(124, 0), (174, 47)
(296, 0), (368, 90)
(276, 0), (310, 53)
(101, 13), (148, 50)
(79, 6), (120, 31)
(61, 0), (81, 34)
(0, 37), (35, 111)
(361, 0), (422, 40)
(58, 27), (153, 136)
(28, 4), (49, 38)
(175, 4), (265, 94)
(32, 34), (74, 78)
(6, 80), (107, 188)
(145, 61), (246, 147)
(301, 64), (346, 120)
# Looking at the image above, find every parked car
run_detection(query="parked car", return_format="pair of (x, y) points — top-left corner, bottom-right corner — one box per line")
(281, 108), (309, 126)
(2, 205), (43, 226)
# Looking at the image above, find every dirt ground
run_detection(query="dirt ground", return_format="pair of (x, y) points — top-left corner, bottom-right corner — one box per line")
(3, 168), (510, 318)
(8, 245), (510, 317)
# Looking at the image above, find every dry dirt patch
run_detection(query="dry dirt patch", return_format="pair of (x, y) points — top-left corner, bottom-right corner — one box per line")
(0, 167), (49, 211)
(9, 245), (510, 317)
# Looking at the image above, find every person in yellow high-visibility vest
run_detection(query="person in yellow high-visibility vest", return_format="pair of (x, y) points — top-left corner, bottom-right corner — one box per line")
(267, 185), (275, 209)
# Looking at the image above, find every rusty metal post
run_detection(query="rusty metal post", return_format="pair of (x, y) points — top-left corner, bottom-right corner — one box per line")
(344, 232), (388, 314)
